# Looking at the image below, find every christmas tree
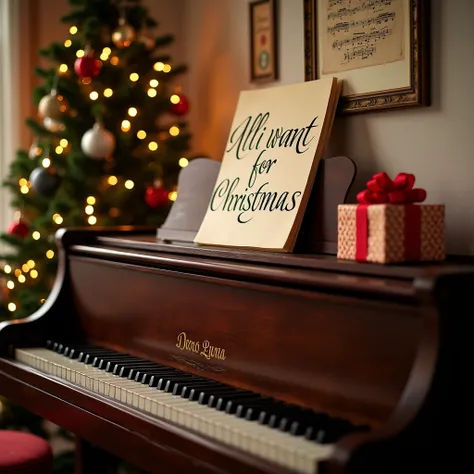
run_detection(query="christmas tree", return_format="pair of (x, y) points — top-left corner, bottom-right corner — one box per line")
(0, 0), (190, 320)
(0, 0), (190, 469)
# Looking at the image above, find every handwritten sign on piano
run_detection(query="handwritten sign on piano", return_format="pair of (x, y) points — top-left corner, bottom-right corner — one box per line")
(194, 77), (341, 251)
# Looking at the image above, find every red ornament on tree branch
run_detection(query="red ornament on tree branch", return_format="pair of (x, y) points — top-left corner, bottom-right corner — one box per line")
(8, 219), (29, 238)
(145, 185), (169, 208)
(169, 94), (190, 116)
(74, 49), (102, 79)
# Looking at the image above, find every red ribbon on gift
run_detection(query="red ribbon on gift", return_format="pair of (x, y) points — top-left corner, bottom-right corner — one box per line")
(354, 172), (427, 262)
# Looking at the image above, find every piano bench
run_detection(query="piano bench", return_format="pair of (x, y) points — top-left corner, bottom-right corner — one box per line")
(0, 430), (52, 474)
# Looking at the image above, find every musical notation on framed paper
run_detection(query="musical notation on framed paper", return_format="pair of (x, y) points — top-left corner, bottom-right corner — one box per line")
(304, 0), (430, 114)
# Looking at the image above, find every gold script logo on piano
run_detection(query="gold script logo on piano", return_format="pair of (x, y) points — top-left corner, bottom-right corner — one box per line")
(175, 332), (226, 361)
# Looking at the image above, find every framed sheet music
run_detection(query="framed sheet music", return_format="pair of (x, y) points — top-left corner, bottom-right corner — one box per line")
(304, 0), (430, 114)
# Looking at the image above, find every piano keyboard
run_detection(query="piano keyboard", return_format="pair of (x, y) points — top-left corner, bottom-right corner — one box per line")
(15, 342), (369, 474)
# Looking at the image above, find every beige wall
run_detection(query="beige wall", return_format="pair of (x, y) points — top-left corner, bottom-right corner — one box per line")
(181, 0), (474, 256)
(18, 0), (474, 255)
(181, 0), (304, 160)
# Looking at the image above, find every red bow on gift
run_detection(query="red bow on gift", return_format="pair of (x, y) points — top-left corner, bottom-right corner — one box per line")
(356, 172), (427, 205)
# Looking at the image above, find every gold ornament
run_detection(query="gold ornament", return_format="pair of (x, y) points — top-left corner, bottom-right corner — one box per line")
(112, 18), (136, 48)
(38, 90), (67, 120)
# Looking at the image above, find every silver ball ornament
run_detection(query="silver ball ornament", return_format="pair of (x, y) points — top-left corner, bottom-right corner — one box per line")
(81, 122), (116, 159)
(38, 90), (66, 120)
(43, 117), (65, 132)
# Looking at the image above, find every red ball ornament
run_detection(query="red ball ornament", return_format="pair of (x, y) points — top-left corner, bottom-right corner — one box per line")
(169, 94), (190, 116)
(145, 186), (169, 208)
(8, 219), (29, 238)
(74, 53), (102, 79)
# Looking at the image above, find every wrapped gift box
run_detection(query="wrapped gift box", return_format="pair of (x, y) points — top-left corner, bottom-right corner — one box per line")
(337, 203), (445, 264)
(337, 172), (445, 264)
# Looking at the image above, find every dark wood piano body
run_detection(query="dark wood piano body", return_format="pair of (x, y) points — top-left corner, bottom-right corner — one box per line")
(0, 227), (468, 473)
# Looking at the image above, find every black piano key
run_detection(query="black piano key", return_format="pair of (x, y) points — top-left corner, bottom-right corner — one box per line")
(221, 394), (263, 413)
(163, 376), (205, 393)
(94, 355), (135, 369)
(235, 397), (273, 413)
(128, 365), (165, 380)
(278, 417), (293, 431)
(118, 363), (160, 377)
(64, 346), (91, 358)
(257, 402), (289, 426)
(147, 370), (184, 386)
(104, 357), (145, 372)
(56, 343), (66, 353)
(178, 381), (224, 398)
(172, 379), (220, 396)
(208, 389), (250, 405)
(290, 421), (304, 436)
(277, 407), (310, 433)
(256, 401), (314, 432)
(59, 343), (80, 355)
(235, 399), (275, 419)
(107, 357), (147, 369)
(234, 400), (265, 420)
(79, 349), (118, 364)
(243, 408), (260, 421)
(63, 344), (103, 359)
(52, 341), (74, 353)
(302, 420), (332, 443)
(47, 341), (103, 360)
(214, 393), (259, 411)
(194, 385), (236, 402)
(158, 375), (197, 392)
(304, 426), (316, 440)
(92, 354), (132, 369)
(137, 370), (171, 384)
(78, 347), (115, 356)
(286, 412), (327, 436)
(315, 429), (329, 444)
(196, 387), (237, 404)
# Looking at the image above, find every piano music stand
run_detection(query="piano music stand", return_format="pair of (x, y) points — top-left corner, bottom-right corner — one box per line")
(295, 155), (356, 254)
(158, 156), (356, 255)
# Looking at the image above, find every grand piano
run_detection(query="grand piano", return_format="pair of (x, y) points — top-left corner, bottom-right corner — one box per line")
(0, 226), (468, 474)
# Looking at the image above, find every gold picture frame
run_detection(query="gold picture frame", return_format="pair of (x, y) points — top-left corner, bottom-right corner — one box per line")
(249, 0), (278, 83)
(304, 0), (431, 114)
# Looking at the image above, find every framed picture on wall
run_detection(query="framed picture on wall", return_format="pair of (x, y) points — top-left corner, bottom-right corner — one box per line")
(304, 0), (430, 114)
(249, 0), (278, 83)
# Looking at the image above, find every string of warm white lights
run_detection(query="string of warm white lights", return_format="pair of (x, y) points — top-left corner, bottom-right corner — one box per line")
(5, 20), (189, 313)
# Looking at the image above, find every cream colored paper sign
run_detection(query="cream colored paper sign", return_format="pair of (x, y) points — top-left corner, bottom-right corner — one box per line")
(194, 78), (340, 251)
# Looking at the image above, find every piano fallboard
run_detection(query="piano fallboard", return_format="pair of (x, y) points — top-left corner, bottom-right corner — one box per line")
(0, 228), (469, 474)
